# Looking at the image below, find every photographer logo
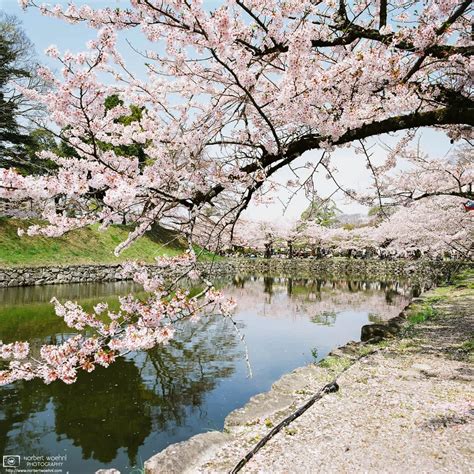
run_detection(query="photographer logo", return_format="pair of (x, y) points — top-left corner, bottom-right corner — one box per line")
(3, 455), (21, 468)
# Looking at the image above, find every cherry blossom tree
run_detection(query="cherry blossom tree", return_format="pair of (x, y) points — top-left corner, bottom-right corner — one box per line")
(359, 144), (473, 256)
(240, 198), (472, 259)
(1, 0), (473, 384)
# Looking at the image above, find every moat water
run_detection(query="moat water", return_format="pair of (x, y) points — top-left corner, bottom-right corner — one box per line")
(0, 275), (412, 473)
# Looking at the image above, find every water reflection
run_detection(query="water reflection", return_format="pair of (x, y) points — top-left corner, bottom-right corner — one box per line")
(0, 315), (240, 471)
(0, 275), (412, 473)
(223, 276), (409, 322)
(0, 281), (140, 306)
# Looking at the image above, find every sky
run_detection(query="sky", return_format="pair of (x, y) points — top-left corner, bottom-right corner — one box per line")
(0, 0), (455, 220)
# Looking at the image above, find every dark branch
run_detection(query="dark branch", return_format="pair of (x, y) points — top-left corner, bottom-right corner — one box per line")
(193, 106), (474, 208)
(379, 0), (387, 29)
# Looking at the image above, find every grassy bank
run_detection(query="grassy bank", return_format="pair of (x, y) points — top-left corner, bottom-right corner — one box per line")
(400, 268), (474, 358)
(0, 218), (216, 266)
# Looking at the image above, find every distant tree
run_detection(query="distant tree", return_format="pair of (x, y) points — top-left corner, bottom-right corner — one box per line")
(368, 206), (381, 217)
(0, 13), (46, 173)
(301, 197), (340, 227)
(102, 94), (147, 165)
(3, 128), (58, 175)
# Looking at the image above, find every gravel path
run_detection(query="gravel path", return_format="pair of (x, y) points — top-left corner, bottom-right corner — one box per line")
(191, 281), (474, 473)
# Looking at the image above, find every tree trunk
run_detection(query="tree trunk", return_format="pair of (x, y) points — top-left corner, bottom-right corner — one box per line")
(264, 243), (272, 259)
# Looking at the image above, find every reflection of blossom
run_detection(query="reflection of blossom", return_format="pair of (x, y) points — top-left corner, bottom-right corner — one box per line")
(0, 341), (30, 360)
(1, 267), (236, 386)
(224, 278), (411, 322)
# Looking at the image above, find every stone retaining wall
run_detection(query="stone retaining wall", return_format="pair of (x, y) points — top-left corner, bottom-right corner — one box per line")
(0, 264), (124, 287)
(0, 258), (468, 288)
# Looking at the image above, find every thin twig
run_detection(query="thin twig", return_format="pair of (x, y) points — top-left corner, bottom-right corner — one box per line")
(228, 313), (253, 379)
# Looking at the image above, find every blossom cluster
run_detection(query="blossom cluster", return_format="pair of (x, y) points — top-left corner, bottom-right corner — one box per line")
(0, 271), (236, 385)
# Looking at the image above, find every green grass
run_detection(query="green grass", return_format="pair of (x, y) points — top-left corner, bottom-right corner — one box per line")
(318, 355), (352, 372)
(0, 218), (218, 266)
(403, 269), (474, 335)
(451, 268), (474, 290)
(402, 302), (439, 336)
(460, 338), (474, 363)
(460, 338), (474, 353)
(407, 304), (438, 325)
